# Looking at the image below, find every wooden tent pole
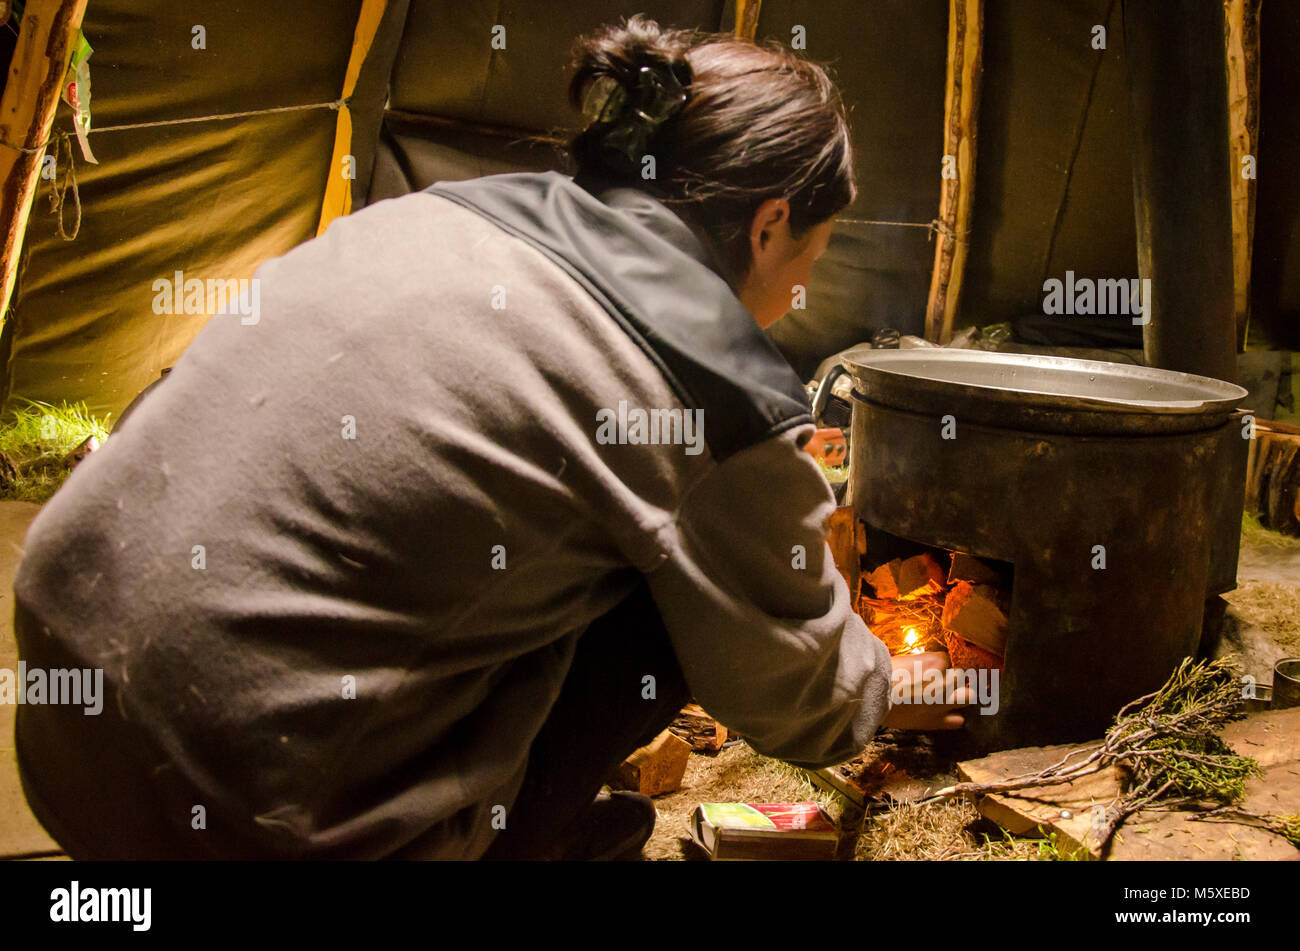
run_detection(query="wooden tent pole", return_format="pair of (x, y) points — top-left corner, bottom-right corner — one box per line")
(1226, 0), (1261, 351)
(924, 0), (982, 344)
(0, 0), (89, 324)
(732, 0), (762, 41)
(316, 0), (388, 235)
(1123, 0), (1237, 382)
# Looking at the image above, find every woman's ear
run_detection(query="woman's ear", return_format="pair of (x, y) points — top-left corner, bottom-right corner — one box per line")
(749, 198), (792, 261)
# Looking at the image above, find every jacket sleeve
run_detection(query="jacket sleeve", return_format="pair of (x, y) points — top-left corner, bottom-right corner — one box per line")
(643, 423), (893, 768)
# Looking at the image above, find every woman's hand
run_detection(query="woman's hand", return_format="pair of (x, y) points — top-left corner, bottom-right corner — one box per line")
(882, 651), (973, 731)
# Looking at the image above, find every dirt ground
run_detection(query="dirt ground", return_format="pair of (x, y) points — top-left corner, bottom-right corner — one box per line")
(1228, 524), (1300, 660)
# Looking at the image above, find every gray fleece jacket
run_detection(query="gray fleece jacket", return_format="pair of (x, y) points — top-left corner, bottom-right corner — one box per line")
(13, 172), (891, 859)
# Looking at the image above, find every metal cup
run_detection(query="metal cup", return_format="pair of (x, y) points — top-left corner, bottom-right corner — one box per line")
(1273, 658), (1300, 709)
(1243, 684), (1273, 713)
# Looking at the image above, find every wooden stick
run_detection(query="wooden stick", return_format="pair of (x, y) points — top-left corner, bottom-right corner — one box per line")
(0, 0), (89, 322)
(924, 0), (983, 344)
(1225, 0), (1261, 351)
(732, 0), (762, 41)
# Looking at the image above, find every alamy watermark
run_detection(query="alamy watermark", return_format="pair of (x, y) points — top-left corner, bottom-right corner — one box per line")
(890, 660), (1000, 715)
(595, 401), (704, 456)
(50, 881), (150, 931)
(152, 270), (260, 325)
(1042, 271), (1150, 326)
(0, 663), (103, 715)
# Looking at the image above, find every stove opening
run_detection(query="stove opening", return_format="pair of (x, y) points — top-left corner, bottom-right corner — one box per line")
(853, 524), (1012, 678)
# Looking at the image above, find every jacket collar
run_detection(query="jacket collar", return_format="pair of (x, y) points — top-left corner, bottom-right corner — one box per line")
(573, 174), (733, 281)
(426, 172), (813, 462)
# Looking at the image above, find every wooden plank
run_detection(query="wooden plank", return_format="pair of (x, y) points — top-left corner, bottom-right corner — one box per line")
(924, 0), (983, 344)
(0, 0), (90, 321)
(957, 708), (1300, 860)
(809, 766), (866, 808)
(825, 506), (861, 601)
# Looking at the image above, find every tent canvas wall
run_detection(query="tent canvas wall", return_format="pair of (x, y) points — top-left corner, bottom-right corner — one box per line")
(1, 0), (1291, 419)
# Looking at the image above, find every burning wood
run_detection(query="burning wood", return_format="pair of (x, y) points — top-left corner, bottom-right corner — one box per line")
(940, 582), (1008, 655)
(947, 551), (1004, 587)
(857, 592), (945, 655)
(943, 631), (1005, 673)
(857, 547), (1008, 672)
(865, 552), (946, 601)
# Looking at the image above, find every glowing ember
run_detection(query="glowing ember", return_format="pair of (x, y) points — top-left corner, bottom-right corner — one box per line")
(856, 593), (945, 656)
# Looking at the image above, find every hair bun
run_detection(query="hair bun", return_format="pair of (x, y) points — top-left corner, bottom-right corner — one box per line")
(569, 15), (694, 118)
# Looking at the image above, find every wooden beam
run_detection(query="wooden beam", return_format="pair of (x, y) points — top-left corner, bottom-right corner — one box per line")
(1123, 0), (1237, 382)
(732, 0), (762, 41)
(1226, 0), (1261, 351)
(924, 0), (982, 344)
(0, 0), (89, 323)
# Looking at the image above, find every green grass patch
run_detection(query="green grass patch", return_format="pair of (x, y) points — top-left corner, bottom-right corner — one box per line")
(0, 400), (111, 503)
(1241, 510), (1297, 548)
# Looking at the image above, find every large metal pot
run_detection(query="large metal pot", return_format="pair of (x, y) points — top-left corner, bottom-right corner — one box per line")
(841, 348), (1247, 436)
(841, 348), (1249, 749)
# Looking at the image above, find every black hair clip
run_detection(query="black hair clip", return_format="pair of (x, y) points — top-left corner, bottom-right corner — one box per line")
(581, 65), (688, 169)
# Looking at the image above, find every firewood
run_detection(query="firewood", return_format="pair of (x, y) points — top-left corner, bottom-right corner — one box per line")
(865, 558), (902, 599)
(613, 729), (692, 797)
(896, 553), (947, 599)
(947, 552), (1002, 587)
(866, 552), (946, 601)
(825, 506), (862, 600)
(1251, 433), (1300, 534)
(941, 582), (1009, 655)
(670, 704), (730, 753)
(943, 630), (1004, 672)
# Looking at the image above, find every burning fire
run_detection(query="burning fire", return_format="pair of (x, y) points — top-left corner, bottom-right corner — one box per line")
(853, 549), (1007, 672)
(902, 627), (924, 654)
(857, 593), (945, 656)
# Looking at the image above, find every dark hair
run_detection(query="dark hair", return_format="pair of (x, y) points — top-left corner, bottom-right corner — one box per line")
(568, 16), (856, 288)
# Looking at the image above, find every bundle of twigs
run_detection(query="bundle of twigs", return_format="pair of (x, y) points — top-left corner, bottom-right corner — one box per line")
(1191, 808), (1300, 848)
(921, 658), (1263, 853)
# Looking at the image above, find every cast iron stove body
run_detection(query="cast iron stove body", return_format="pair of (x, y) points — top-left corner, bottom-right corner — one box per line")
(843, 349), (1249, 751)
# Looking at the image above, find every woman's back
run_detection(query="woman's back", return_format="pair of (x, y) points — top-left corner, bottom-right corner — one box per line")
(15, 173), (889, 858)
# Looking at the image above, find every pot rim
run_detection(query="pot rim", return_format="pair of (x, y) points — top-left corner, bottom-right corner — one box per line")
(841, 347), (1248, 433)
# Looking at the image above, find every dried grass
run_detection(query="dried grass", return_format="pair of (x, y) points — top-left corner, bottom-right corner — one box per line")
(641, 744), (846, 861)
(1223, 579), (1300, 656)
(855, 798), (1087, 861)
(854, 797), (980, 861)
(642, 743), (1076, 861)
